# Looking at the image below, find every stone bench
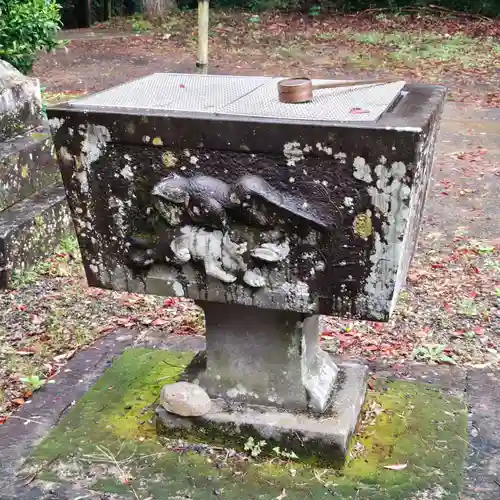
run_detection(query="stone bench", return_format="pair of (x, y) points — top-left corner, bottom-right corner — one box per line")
(0, 60), (72, 287)
(48, 73), (446, 461)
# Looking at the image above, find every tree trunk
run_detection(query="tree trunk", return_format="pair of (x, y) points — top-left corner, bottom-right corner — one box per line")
(141, 0), (177, 19)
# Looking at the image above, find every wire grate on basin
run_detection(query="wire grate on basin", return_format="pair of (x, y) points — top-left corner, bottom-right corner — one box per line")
(217, 79), (406, 122)
(68, 74), (406, 123)
(69, 73), (273, 113)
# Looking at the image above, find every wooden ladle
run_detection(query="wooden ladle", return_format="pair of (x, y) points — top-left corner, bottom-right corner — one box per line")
(277, 77), (399, 104)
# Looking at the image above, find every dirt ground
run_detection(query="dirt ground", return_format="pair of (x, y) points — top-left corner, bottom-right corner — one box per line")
(0, 10), (499, 423)
(36, 10), (500, 105)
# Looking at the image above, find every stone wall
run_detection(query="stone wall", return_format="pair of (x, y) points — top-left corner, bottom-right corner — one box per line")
(0, 60), (72, 288)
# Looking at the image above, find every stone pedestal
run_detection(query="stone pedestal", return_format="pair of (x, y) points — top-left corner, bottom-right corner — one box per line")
(196, 301), (338, 412)
(155, 301), (367, 462)
(0, 60), (42, 141)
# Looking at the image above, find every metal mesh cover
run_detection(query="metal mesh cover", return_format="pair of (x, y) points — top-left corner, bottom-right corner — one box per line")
(219, 78), (406, 122)
(69, 73), (405, 123)
(70, 73), (272, 113)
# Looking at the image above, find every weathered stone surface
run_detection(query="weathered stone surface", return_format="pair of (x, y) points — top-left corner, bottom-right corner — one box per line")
(195, 301), (338, 412)
(0, 127), (60, 211)
(0, 60), (42, 141)
(160, 381), (212, 417)
(0, 184), (73, 288)
(157, 361), (368, 463)
(48, 74), (446, 321)
(0, 61), (70, 288)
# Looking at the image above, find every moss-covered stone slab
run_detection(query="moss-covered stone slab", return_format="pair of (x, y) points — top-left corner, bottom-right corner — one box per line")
(0, 184), (72, 288)
(0, 127), (60, 211)
(22, 348), (468, 500)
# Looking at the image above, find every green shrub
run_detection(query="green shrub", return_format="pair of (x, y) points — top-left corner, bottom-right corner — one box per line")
(0, 0), (62, 74)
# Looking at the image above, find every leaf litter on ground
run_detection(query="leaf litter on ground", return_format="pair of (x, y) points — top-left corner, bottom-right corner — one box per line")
(34, 10), (500, 107)
(0, 237), (204, 423)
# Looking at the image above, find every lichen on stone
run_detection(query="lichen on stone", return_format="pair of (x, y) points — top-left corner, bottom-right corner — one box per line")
(161, 151), (178, 169)
(353, 211), (373, 240)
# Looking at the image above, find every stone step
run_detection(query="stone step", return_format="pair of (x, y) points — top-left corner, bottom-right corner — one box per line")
(0, 60), (43, 141)
(0, 184), (72, 288)
(0, 127), (60, 211)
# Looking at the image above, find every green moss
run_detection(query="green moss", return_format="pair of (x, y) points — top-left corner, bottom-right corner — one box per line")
(344, 379), (467, 494)
(26, 349), (468, 500)
(91, 477), (132, 495)
(30, 349), (192, 459)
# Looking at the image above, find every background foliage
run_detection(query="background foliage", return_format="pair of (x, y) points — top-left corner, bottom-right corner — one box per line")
(57, 0), (500, 27)
(0, 0), (62, 74)
(177, 0), (500, 17)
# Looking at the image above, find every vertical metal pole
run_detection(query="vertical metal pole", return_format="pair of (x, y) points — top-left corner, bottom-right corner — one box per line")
(196, 0), (209, 73)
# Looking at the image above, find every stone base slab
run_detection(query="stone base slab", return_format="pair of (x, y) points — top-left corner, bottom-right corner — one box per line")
(0, 184), (72, 288)
(156, 361), (368, 464)
(0, 334), (471, 499)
